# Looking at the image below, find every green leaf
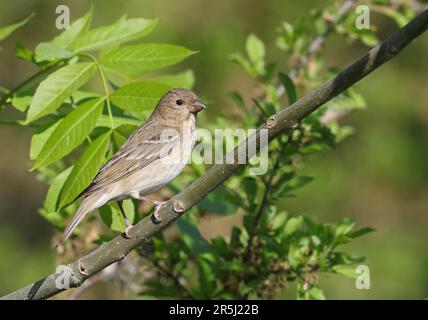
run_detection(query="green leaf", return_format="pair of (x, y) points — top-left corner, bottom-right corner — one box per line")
(270, 211), (288, 230)
(229, 53), (256, 77)
(111, 81), (171, 118)
(99, 200), (136, 232)
(358, 32), (379, 47)
(71, 17), (158, 53)
(243, 176), (258, 205)
(197, 256), (215, 297)
(30, 121), (61, 161)
(279, 176), (314, 196)
(246, 33), (265, 75)
(68, 90), (101, 104)
(111, 125), (136, 152)
(43, 166), (74, 212)
(335, 218), (355, 238)
(306, 286), (326, 300)
(34, 43), (73, 63)
(333, 265), (358, 279)
(95, 234), (113, 245)
(39, 209), (66, 229)
(151, 70), (195, 89)
(220, 261), (247, 272)
(325, 88), (366, 111)
(25, 62), (96, 124)
(240, 281), (259, 296)
(31, 98), (105, 170)
(0, 13), (34, 42)
(229, 91), (245, 109)
(112, 129), (128, 151)
(59, 131), (111, 208)
(288, 243), (305, 269)
(100, 43), (196, 76)
(349, 227), (375, 239)
(284, 216), (303, 236)
(253, 99), (276, 117)
(96, 115), (140, 129)
(143, 280), (184, 298)
(40, 166), (75, 228)
(276, 21), (295, 51)
(11, 95), (32, 112)
(278, 72), (297, 104)
(34, 7), (93, 62)
(263, 62), (277, 81)
(15, 42), (34, 63)
(329, 124), (355, 143)
(210, 237), (230, 256)
(197, 186), (238, 215)
(177, 214), (209, 253)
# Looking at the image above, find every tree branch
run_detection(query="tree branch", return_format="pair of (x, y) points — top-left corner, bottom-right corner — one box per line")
(2, 9), (428, 300)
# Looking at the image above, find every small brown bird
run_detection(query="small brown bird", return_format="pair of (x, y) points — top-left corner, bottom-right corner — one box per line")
(60, 88), (206, 244)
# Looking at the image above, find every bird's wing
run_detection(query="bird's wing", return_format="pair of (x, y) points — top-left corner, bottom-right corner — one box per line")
(80, 119), (180, 197)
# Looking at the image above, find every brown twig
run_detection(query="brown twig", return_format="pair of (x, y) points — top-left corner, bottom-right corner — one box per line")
(288, 0), (357, 79)
(244, 133), (290, 263)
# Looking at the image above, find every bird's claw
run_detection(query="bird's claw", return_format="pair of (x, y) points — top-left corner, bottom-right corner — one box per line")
(121, 220), (133, 239)
(151, 200), (166, 223)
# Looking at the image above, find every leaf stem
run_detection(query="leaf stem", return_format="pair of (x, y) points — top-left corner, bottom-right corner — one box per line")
(0, 119), (37, 127)
(78, 53), (115, 129)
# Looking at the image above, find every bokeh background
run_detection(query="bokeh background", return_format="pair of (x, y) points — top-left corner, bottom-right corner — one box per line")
(0, 0), (427, 299)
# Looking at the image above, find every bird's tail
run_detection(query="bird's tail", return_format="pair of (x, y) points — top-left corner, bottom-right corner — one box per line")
(58, 195), (101, 246)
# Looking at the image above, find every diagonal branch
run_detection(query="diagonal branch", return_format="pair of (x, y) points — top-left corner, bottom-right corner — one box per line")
(2, 9), (428, 300)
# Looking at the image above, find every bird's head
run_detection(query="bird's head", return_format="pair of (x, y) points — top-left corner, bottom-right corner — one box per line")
(154, 88), (206, 122)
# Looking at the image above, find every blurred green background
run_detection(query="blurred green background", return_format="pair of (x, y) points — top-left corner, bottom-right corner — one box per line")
(0, 0), (427, 299)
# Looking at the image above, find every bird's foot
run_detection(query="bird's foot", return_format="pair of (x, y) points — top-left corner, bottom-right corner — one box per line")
(138, 196), (167, 223)
(151, 200), (166, 224)
(121, 218), (133, 239)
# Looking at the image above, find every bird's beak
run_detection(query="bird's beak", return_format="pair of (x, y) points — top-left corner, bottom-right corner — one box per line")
(190, 100), (206, 113)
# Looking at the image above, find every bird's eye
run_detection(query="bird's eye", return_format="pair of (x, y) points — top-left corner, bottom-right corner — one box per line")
(176, 99), (183, 106)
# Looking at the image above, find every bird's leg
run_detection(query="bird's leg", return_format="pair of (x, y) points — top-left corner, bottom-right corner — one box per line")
(139, 196), (166, 224)
(152, 199), (167, 223)
(117, 201), (133, 239)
